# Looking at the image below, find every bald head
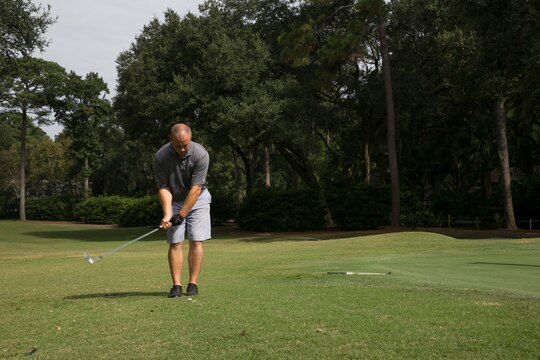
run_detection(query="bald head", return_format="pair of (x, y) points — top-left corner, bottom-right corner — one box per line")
(171, 123), (191, 137)
(170, 123), (192, 157)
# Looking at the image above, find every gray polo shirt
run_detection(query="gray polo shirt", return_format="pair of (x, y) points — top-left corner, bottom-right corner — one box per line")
(154, 141), (210, 202)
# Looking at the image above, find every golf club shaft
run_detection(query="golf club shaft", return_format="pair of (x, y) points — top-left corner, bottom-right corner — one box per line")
(101, 228), (160, 257)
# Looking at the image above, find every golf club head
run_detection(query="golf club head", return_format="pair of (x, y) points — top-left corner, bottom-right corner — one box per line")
(83, 251), (102, 264)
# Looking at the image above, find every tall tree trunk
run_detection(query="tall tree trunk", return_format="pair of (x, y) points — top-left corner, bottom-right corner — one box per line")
(249, 143), (259, 191)
(482, 164), (492, 203)
(264, 145), (271, 188)
(277, 141), (334, 227)
(230, 142), (259, 196)
(494, 98), (517, 229)
(231, 148), (245, 201)
(378, 18), (401, 227)
(19, 110), (28, 221)
(84, 157), (90, 198)
(363, 141), (371, 184)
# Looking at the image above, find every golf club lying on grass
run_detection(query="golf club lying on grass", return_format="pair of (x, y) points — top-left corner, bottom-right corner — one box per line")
(327, 271), (391, 275)
(83, 215), (184, 264)
(83, 227), (160, 264)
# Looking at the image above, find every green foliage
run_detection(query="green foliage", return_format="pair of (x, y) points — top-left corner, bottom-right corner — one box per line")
(53, 71), (111, 194)
(0, 121), (17, 149)
(238, 189), (326, 231)
(432, 192), (468, 220)
(0, 195), (17, 218)
(1, 57), (67, 124)
(26, 135), (74, 196)
(26, 195), (79, 221)
(432, 190), (497, 222)
(1, 0), (538, 231)
(210, 190), (238, 225)
(118, 195), (162, 227)
(89, 134), (156, 197)
(512, 176), (540, 225)
(400, 190), (438, 227)
(0, 133), (17, 218)
(326, 183), (391, 230)
(0, 0), (55, 60)
(74, 196), (137, 224)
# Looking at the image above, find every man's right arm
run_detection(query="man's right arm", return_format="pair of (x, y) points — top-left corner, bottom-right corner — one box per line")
(158, 188), (174, 229)
(154, 152), (173, 229)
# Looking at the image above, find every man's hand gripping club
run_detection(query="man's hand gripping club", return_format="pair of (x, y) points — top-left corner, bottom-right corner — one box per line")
(160, 214), (184, 229)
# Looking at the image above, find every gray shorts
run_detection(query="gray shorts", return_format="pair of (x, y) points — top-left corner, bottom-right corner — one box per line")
(167, 192), (211, 244)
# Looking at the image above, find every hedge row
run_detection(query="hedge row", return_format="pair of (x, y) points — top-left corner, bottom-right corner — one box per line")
(74, 196), (138, 224)
(326, 184), (391, 230)
(22, 176), (540, 230)
(25, 195), (145, 226)
(24, 191), (235, 227)
(26, 195), (79, 221)
(237, 189), (326, 232)
(22, 189), (434, 230)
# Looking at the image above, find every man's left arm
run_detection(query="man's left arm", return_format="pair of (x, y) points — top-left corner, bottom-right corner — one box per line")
(178, 185), (203, 218)
(178, 150), (209, 218)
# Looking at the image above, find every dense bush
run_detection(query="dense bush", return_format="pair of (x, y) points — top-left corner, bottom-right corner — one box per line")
(26, 195), (79, 221)
(326, 184), (391, 230)
(432, 177), (540, 228)
(400, 191), (438, 227)
(119, 196), (162, 227)
(210, 190), (238, 225)
(238, 189), (326, 231)
(0, 195), (18, 219)
(432, 192), (467, 218)
(513, 176), (540, 220)
(75, 196), (137, 224)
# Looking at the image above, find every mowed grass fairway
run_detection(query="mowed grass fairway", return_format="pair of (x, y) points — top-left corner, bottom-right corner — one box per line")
(1, 221), (539, 359)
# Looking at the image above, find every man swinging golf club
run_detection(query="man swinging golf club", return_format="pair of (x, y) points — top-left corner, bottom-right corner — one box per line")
(154, 123), (211, 298)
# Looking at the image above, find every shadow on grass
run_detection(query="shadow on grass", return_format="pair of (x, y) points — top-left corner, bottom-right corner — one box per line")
(236, 235), (327, 243)
(20, 223), (540, 243)
(469, 262), (540, 268)
(234, 229), (395, 243)
(420, 228), (540, 239)
(64, 292), (166, 300)
(23, 225), (377, 243)
(23, 227), (164, 242)
(234, 228), (540, 243)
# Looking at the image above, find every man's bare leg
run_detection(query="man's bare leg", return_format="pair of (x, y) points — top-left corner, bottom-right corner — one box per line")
(188, 240), (203, 284)
(168, 243), (183, 286)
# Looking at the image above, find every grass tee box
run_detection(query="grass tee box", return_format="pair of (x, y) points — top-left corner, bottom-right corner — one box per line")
(0, 220), (539, 359)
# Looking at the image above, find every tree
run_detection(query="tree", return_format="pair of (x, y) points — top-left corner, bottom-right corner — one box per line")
(279, 0), (401, 226)
(0, 115), (18, 216)
(26, 128), (72, 196)
(53, 71), (111, 197)
(0, 0), (55, 63)
(390, 0), (540, 229)
(200, 2), (341, 225)
(0, 0), (59, 220)
(116, 8), (282, 196)
(446, 0), (524, 229)
(0, 56), (66, 220)
(374, 1), (400, 227)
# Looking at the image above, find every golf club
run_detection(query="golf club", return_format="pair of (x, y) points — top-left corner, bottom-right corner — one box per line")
(327, 271), (391, 275)
(83, 227), (160, 264)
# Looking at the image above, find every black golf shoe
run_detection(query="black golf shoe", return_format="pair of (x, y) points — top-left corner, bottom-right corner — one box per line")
(186, 283), (198, 296)
(168, 285), (182, 298)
